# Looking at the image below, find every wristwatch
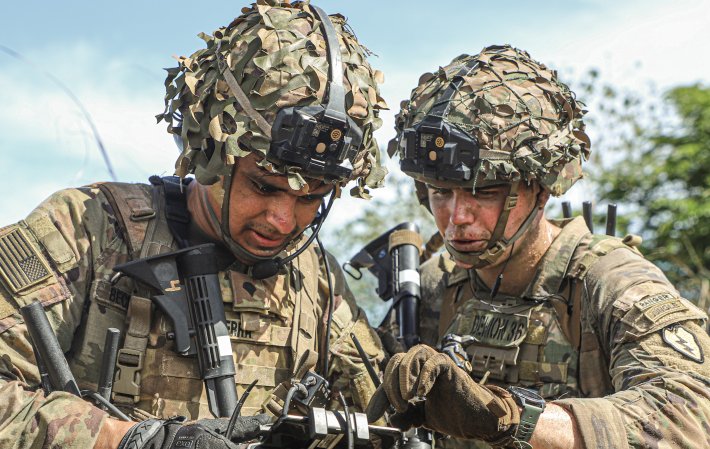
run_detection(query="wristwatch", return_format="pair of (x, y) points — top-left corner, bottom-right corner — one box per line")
(507, 386), (545, 443)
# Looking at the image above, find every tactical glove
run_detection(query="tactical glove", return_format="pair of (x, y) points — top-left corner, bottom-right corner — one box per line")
(366, 345), (520, 445)
(117, 414), (272, 449)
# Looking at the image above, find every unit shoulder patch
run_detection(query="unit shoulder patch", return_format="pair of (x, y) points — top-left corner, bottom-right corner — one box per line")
(662, 325), (704, 363)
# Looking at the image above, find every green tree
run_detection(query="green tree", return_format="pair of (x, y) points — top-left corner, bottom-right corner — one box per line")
(591, 83), (710, 311)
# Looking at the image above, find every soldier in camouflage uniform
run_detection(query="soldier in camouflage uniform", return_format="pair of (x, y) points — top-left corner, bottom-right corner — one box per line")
(0, 2), (387, 448)
(368, 45), (710, 448)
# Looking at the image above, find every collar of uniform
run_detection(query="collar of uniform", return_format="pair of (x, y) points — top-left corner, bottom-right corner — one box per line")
(439, 252), (470, 286)
(524, 216), (590, 299)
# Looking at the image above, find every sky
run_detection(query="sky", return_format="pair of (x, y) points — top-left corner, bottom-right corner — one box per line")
(1, 0), (709, 237)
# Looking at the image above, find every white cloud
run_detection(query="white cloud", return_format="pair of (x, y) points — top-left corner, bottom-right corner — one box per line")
(0, 44), (176, 223)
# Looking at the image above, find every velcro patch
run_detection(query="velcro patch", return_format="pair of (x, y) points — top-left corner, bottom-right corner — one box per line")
(0, 227), (52, 293)
(462, 309), (529, 348)
(635, 293), (688, 322)
(662, 325), (703, 363)
(635, 292), (676, 311)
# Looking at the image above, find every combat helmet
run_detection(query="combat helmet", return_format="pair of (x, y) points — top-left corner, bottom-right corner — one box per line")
(157, 0), (388, 265)
(390, 44), (590, 267)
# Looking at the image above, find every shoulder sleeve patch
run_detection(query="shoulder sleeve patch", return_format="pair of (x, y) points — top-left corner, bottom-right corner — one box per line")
(0, 225), (52, 294)
(662, 325), (704, 363)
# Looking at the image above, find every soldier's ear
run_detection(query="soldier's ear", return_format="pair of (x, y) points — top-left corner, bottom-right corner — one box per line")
(535, 183), (551, 210)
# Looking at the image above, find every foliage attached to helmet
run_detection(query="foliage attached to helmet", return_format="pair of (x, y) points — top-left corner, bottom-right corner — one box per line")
(157, 0), (388, 199)
(390, 44), (590, 197)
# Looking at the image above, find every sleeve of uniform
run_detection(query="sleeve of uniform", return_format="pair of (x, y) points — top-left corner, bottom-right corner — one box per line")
(319, 250), (385, 412)
(555, 246), (710, 449)
(0, 186), (121, 448)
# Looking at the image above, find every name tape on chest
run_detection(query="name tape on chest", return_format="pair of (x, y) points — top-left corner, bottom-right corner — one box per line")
(662, 326), (704, 363)
(467, 309), (529, 348)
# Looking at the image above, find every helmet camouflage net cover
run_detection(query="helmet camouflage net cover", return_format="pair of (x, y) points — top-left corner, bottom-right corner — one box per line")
(157, 0), (388, 198)
(391, 44), (590, 197)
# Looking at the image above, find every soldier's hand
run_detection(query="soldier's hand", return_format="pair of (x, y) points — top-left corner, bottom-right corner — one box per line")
(117, 414), (272, 449)
(366, 345), (520, 443)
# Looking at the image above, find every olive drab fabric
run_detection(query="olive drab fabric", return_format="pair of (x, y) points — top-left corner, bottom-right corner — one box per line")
(0, 182), (383, 448)
(402, 217), (710, 449)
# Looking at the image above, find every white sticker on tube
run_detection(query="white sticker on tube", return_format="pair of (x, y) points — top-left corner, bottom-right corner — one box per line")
(217, 335), (233, 357)
(399, 269), (420, 286)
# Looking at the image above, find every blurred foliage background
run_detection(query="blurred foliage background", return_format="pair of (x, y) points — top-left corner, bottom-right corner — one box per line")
(325, 75), (710, 322)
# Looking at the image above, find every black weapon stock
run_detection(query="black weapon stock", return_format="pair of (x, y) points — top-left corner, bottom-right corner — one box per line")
(113, 243), (237, 418)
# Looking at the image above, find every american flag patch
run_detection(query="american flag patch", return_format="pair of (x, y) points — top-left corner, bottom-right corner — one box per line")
(0, 227), (52, 293)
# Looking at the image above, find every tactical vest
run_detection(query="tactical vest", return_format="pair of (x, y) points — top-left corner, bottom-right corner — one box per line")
(438, 220), (642, 400)
(67, 179), (323, 419)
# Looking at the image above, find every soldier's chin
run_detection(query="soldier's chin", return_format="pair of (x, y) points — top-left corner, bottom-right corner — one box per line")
(246, 244), (287, 259)
(453, 259), (474, 269)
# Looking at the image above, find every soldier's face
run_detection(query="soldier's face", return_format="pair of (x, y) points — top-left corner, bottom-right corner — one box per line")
(427, 181), (541, 268)
(219, 154), (332, 259)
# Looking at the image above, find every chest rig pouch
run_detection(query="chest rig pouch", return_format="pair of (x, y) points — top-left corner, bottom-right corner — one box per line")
(440, 226), (644, 400)
(442, 272), (534, 384)
(93, 177), (185, 413)
(227, 244), (322, 416)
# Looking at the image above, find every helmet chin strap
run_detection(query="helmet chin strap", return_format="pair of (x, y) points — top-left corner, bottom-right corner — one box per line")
(445, 181), (541, 268)
(204, 172), (337, 279)
(215, 173), (273, 265)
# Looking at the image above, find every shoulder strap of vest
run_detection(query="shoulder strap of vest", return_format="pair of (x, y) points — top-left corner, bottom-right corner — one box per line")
(149, 176), (193, 249)
(96, 182), (155, 256)
(569, 234), (641, 281)
(104, 177), (189, 410)
(564, 234), (640, 397)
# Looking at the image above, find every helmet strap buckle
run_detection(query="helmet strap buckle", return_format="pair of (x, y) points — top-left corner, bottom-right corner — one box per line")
(504, 193), (518, 210)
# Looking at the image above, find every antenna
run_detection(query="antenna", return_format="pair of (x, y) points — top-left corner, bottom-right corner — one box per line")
(1, 45), (117, 181)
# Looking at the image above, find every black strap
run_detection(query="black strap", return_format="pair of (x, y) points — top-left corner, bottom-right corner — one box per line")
(429, 57), (479, 119)
(149, 175), (193, 249)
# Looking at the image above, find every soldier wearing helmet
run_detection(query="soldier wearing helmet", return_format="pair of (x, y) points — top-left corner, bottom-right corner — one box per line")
(0, 2), (386, 448)
(368, 45), (710, 449)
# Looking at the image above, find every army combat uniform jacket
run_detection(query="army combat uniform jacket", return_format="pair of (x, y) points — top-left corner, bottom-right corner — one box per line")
(0, 180), (383, 448)
(412, 217), (710, 449)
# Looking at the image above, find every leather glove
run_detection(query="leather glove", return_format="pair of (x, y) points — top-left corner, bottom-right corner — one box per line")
(366, 345), (520, 444)
(118, 414), (272, 449)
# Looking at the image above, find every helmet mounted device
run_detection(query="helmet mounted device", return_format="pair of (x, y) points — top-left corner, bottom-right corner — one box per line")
(400, 59), (481, 187)
(211, 4), (361, 184)
(267, 5), (363, 183)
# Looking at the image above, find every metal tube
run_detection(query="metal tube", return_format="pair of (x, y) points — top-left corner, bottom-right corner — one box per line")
(606, 204), (617, 236)
(20, 301), (80, 396)
(97, 328), (120, 403)
(583, 201), (594, 233)
(562, 201), (572, 219)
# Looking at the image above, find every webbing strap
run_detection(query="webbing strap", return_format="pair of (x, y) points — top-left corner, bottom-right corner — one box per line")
(215, 42), (272, 139)
(113, 296), (152, 405)
(149, 176), (192, 249)
(388, 229), (423, 255)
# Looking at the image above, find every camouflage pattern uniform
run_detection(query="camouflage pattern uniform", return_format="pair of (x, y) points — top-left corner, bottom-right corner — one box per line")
(418, 217), (710, 448)
(386, 45), (710, 448)
(0, 182), (383, 449)
(0, 2), (387, 447)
